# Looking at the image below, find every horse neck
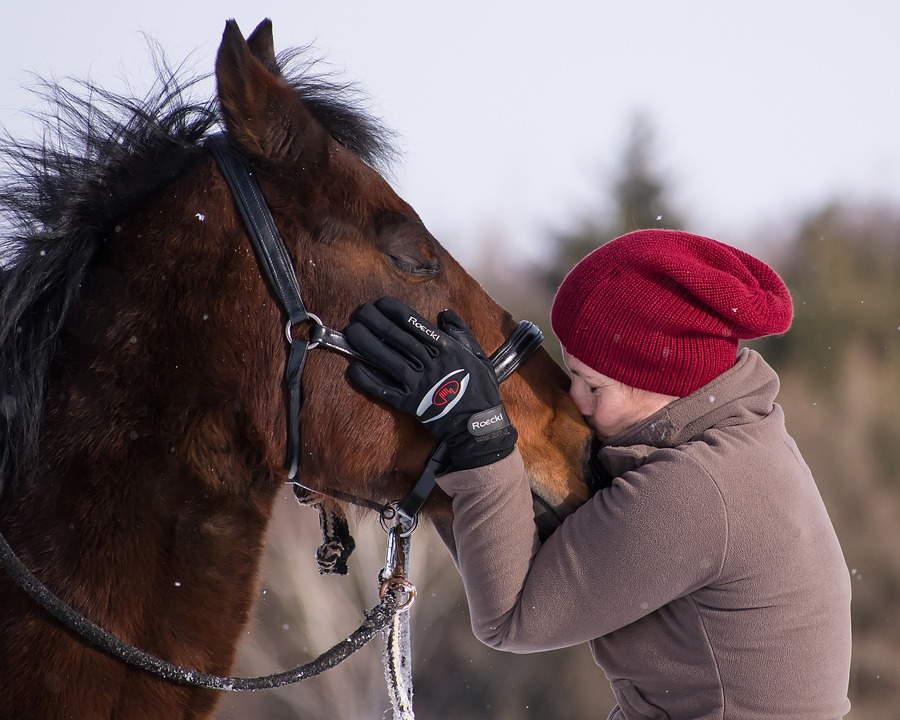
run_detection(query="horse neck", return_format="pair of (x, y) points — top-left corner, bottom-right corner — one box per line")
(4, 164), (286, 686)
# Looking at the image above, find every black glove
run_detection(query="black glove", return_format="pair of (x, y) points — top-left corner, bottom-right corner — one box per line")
(346, 297), (517, 471)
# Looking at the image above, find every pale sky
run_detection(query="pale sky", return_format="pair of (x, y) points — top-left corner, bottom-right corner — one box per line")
(2, 1), (898, 264)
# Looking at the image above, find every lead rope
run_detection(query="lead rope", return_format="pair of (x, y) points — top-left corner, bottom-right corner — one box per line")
(379, 509), (417, 719)
(0, 522), (400, 691)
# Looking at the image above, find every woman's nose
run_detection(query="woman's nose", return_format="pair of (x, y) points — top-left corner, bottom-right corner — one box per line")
(569, 383), (589, 416)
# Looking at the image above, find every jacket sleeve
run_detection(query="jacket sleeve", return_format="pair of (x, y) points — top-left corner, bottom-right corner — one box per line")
(436, 446), (729, 652)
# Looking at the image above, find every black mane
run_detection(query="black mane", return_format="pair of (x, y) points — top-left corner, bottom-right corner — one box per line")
(0, 44), (398, 496)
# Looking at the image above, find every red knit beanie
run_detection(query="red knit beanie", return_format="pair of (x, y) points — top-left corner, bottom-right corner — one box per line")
(550, 229), (793, 397)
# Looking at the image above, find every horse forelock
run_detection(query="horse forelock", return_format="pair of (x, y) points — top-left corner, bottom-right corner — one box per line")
(0, 41), (398, 498)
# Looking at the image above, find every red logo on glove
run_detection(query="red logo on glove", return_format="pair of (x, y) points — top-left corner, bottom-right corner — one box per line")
(417, 369), (470, 424)
(433, 380), (460, 406)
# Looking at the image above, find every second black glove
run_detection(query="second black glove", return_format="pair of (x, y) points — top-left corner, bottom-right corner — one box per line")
(346, 297), (517, 471)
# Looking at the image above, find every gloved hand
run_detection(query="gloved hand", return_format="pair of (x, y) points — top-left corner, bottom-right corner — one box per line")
(346, 297), (517, 471)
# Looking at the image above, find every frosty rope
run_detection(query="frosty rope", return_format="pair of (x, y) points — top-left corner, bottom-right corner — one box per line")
(380, 516), (417, 719)
(384, 589), (415, 719)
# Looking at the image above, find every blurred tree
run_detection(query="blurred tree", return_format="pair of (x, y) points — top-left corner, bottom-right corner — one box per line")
(544, 113), (686, 292)
(755, 202), (900, 381)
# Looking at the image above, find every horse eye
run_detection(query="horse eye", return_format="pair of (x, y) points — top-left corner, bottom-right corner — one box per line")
(386, 253), (440, 276)
(375, 210), (442, 278)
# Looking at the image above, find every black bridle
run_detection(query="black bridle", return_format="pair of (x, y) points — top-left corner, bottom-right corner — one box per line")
(0, 133), (545, 693)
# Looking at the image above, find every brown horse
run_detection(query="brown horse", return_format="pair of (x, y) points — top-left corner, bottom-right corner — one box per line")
(0, 19), (591, 720)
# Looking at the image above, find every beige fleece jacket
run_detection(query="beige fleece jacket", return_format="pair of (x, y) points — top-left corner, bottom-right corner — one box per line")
(436, 349), (851, 720)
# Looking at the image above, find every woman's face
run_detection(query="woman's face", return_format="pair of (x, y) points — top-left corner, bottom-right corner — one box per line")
(563, 351), (677, 441)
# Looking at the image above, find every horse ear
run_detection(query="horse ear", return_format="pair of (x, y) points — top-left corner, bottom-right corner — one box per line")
(246, 19), (279, 75)
(216, 19), (327, 162)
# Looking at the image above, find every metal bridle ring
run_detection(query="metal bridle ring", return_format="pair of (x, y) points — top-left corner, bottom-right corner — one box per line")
(380, 506), (417, 537)
(284, 313), (324, 345)
(379, 505), (397, 533)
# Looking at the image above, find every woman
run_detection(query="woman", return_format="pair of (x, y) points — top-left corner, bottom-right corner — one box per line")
(346, 229), (852, 720)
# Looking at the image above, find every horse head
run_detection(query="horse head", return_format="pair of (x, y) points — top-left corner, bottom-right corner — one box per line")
(212, 19), (592, 527)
